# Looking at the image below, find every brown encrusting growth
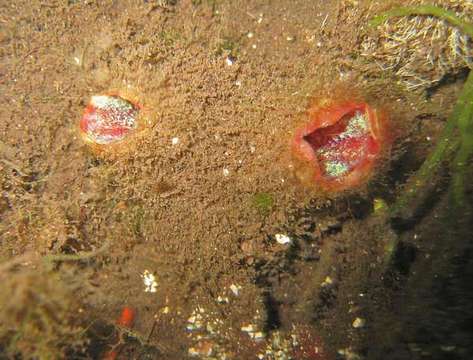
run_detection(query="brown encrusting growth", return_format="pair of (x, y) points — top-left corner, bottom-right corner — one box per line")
(0, 263), (86, 359)
(1, 0), (472, 359)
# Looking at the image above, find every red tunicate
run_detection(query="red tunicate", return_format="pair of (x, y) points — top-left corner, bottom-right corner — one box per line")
(292, 101), (389, 192)
(80, 94), (140, 145)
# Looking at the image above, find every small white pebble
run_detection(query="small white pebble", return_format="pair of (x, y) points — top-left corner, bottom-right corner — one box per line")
(223, 168), (230, 176)
(141, 270), (158, 293)
(235, 80), (242, 87)
(171, 137), (180, 145)
(352, 317), (366, 328)
(225, 57), (234, 66)
(230, 283), (242, 296)
(247, 32), (254, 38)
(252, 44), (257, 49)
(275, 233), (292, 245)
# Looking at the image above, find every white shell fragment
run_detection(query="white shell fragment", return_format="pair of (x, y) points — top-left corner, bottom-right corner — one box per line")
(275, 233), (292, 245)
(141, 270), (158, 293)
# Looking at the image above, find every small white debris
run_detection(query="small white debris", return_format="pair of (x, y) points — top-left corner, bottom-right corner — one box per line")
(247, 32), (254, 38)
(171, 137), (180, 145)
(253, 331), (266, 340)
(252, 44), (257, 49)
(321, 276), (333, 287)
(275, 233), (292, 245)
(338, 348), (363, 360)
(73, 56), (81, 65)
(250, 145), (256, 153)
(223, 168), (230, 176)
(241, 324), (256, 333)
(241, 324), (266, 341)
(286, 35), (295, 42)
(225, 57), (234, 66)
(187, 309), (204, 331)
(230, 283), (241, 296)
(188, 348), (199, 357)
(141, 270), (158, 293)
(235, 80), (242, 87)
(352, 317), (366, 328)
(441, 345), (456, 352)
(317, 41), (322, 47)
(216, 295), (229, 304)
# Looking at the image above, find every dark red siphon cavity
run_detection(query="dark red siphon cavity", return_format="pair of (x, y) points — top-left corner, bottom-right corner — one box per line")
(303, 110), (377, 180)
